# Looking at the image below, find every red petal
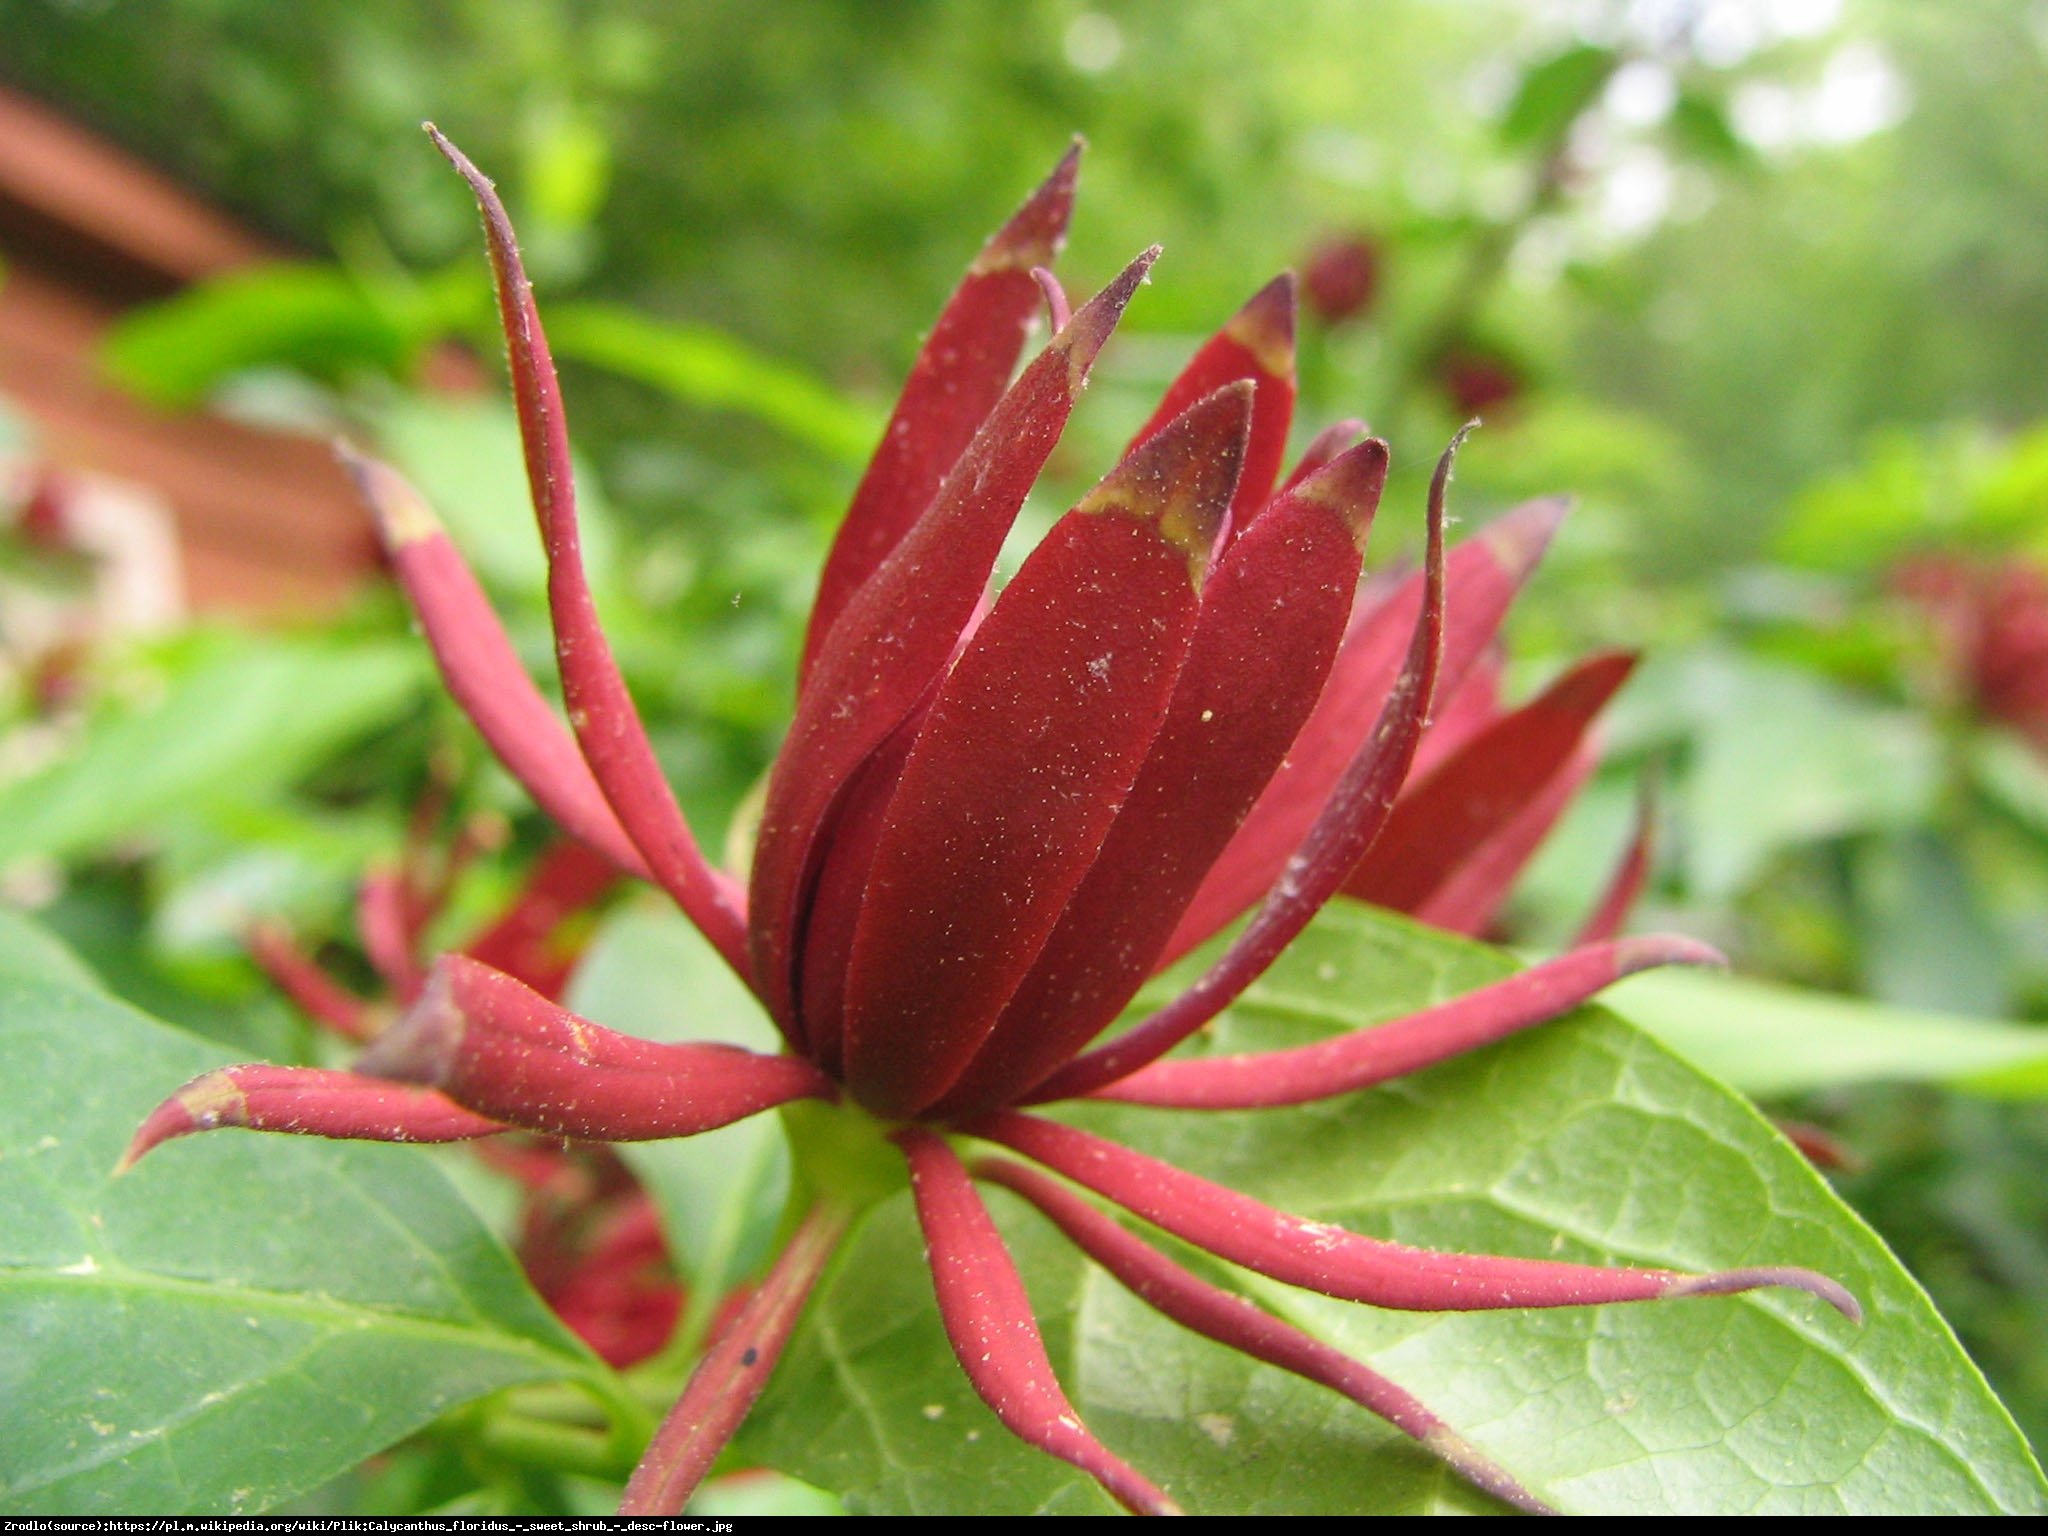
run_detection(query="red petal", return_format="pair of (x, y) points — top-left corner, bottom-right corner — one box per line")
(429, 127), (749, 979)
(1277, 418), (1368, 496)
(749, 250), (1158, 1039)
(1574, 774), (1657, 945)
(119, 1065), (503, 1170)
(897, 1129), (1180, 1516)
(343, 451), (649, 880)
(1128, 274), (1296, 536)
(1091, 935), (1722, 1109)
(357, 865), (425, 1002)
(1165, 495), (1566, 960)
(1406, 749), (1592, 937)
(799, 145), (1080, 686)
(1346, 651), (1635, 916)
(1408, 650), (1504, 782)
(971, 1113), (1860, 1321)
(356, 956), (830, 1140)
(977, 1157), (1553, 1516)
(930, 438), (1386, 1116)
(245, 921), (374, 1042)
(462, 839), (620, 999)
(839, 385), (1250, 1116)
(620, 1203), (849, 1514)
(1033, 433), (1458, 1104)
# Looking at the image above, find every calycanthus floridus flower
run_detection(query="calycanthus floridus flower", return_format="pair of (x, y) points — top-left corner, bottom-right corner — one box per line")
(126, 133), (1857, 1517)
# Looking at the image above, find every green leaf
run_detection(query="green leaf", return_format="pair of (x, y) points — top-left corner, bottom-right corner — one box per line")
(0, 636), (425, 867)
(0, 911), (602, 1514)
(101, 265), (428, 409)
(1499, 44), (1617, 148)
(1620, 650), (1942, 897)
(363, 394), (618, 594)
(1666, 88), (1751, 167)
(1606, 966), (2048, 1101)
(564, 901), (789, 1308)
(544, 301), (879, 465)
(742, 904), (2047, 1514)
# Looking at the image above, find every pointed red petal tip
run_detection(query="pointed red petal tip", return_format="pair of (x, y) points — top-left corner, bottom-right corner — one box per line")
(1057, 246), (1161, 382)
(117, 1065), (505, 1173)
(973, 140), (1083, 275)
(1480, 492), (1570, 585)
(337, 443), (440, 550)
(1078, 379), (1252, 580)
(1613, 932), (1726, 973)
(1289, 435), (1390, 553)
(1665, 1266), (1862, 1324)
(1278, 418), (1370, 496)
(117, 1070), (248, 1172)
(1222, 271), (1297, 378)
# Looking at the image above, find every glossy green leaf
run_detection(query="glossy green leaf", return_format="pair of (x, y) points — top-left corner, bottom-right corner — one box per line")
(742, 904), (2048, 1514)
(0, 637), (425, 867)
(0, 912), (602, 1515)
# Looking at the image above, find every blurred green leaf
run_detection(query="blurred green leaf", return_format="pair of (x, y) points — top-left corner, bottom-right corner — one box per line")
(1665, 88), (1750, 167)
(1851, 831), (2013, 1015)
(0, 636), (425, 867)
(363, 394), (617, 592)
(1499, 44), (1616, 148)
(1607, 966), (2048, 1098)
(545, 302), (879, 464)
(0, 910), (603, 1515)
(101, 265), (434, 409)
(744, 904), (2048, 1514)
(1613, 650), (1942, 897)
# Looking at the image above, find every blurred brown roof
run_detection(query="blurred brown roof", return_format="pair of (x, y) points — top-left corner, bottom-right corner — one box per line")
(0, 83), (382, 614)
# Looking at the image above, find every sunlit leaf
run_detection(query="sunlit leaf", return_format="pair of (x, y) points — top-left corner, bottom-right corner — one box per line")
(1499, 44), (1616, 148)
(1606, 966), (2048, 1100)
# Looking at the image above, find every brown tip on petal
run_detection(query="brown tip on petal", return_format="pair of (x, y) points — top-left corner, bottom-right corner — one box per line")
(1665, 1266), (1862, 1324)
(1421, 1427), (1558, 1517)
(355, 965), (463, 1086)
(1223, 272), (1297, 377)
(1056, 246), (1162, 383)
(974, 141), (1083, 275)
(1613, 933), (1726, 975)
(1292, 437), (1390, 552)
(424, 122), (489, 191)
(1082, 381), (1251, 581)
(116, 1071), (251, 1173)
(337, 445), (441, 549)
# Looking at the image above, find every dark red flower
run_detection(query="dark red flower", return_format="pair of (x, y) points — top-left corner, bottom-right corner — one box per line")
(129, 134), (1854, 1516)
(1300, 232), (1381, 327)
(1894, 552), (2048, 759)
(1434, 344), (1526, 419)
